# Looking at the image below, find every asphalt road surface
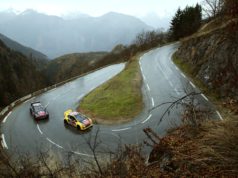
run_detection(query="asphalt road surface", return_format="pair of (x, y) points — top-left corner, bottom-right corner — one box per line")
(1, 43), (222, 160)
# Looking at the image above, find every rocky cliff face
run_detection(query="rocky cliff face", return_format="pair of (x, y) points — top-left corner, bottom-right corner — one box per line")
(175, 19), (238, 99)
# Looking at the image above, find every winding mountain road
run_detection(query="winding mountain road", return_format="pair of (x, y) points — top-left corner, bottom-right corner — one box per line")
(1, 43), (222, 159)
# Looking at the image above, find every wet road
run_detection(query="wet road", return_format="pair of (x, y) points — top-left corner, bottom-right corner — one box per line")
(1, 43), (222, 159)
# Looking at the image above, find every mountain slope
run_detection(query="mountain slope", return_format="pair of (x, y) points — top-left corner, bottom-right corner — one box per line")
(45, 52), (108, 83)
(0, 10), (152, 58)
(0, 33), (48, 69)
(0, 39), (47, 107)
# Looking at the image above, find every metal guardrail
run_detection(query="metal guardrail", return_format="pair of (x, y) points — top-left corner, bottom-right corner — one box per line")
(0, 63), (124, 121)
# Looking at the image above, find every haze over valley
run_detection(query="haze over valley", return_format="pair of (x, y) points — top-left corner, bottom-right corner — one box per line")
(0, 9), (153, 58)
(1, 0), (238, 177)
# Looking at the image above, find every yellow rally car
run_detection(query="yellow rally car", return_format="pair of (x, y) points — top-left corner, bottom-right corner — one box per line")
(64, 109), (93, 130)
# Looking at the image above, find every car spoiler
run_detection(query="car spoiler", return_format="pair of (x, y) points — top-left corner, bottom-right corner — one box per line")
(64, 109), (73, 116)
(31, 101), (41, 105)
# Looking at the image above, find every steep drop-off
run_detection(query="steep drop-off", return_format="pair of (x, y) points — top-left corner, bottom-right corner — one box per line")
(175, 18), (238, 99)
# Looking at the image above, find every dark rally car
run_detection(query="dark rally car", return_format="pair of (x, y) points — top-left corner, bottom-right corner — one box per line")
(30, 102), (49, 120)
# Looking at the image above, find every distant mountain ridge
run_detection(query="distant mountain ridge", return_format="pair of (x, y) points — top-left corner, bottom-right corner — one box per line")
(0, 33), (48, 69)
(0, 10), (152, 58)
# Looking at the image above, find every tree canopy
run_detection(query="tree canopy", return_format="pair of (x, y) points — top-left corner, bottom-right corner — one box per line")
(169, 4), (202, 41)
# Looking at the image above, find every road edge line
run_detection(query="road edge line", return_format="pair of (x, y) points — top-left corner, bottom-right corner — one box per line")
(2, 111), (12, 123)
(142, 114), (152, 124)
(1, 134), (8, 149)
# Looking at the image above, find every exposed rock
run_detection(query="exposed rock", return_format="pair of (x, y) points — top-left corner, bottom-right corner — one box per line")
(175, 19), (238, 99)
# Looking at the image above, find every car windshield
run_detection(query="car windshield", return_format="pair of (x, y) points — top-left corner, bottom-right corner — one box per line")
(74, 113), (86, 122)
(34, 105), (44, 112)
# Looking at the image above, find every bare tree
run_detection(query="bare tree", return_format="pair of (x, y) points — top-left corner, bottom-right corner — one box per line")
(202, 0), (224, 18)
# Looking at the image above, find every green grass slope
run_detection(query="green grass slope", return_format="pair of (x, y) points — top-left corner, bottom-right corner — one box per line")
(79, 56), (143, 124)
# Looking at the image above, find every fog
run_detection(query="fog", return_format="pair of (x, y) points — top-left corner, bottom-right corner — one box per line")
(0, 10), (152, 58)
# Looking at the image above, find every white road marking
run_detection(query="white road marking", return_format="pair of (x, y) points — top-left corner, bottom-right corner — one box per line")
(175, 66), (179, 71)
(72, 151), (94, 157)
(174, 88), (180, 96)
(157, 63), (163, 72)
(157, 64), (169, 80)
(2, 111), (12, 123)
(181, 73), (186, 78)
(146, 84), (151, 91)
(169, 81), (174, 88)
(142, 114), (152, 124)
(46, 138), (54, 144)
(142, 74), (146, 81)
(1, 134), (8, 149)
(55, 144), (63, 149)
(77, 94), (84, 100)
(46, 138), (63, 149)
(112, 127), (131, 132)
(216, 111), (223, 120)
(139, 61), (141, 65)
(190, 81), (196, 88)
(164, 74), (169, 80)
(140, 66), (143, 72)
(201, 94), (209, 101)
(151, 98), (155, 107)
(167, 67), (173, 74)
(45, 102), (50, 108)
(37, 124), (43, 135)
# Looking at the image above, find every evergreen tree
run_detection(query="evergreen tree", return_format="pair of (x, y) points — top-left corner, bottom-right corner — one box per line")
(169, 4), (202, 41)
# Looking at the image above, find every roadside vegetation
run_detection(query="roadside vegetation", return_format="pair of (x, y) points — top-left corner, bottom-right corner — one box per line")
(77, 29), (167, 123)
(1, 0), (238, 177)
(44, 52), (108, 84)
(79, 56), (142, 124)
(172, 55), (220, 99)
(1, 92), (237, 177)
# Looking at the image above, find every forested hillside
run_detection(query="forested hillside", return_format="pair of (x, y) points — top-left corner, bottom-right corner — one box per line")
(0, 40), (47, 107)
(45, 52), (108, 84)
(0, 33), (48, 70)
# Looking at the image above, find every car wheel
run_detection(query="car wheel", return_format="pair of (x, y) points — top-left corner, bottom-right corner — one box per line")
(64, 120), (68, 124)
(77, 125), (81, 130)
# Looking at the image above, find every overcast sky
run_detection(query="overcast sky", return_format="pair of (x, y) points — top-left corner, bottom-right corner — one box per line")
(0, 0), (203, 29)
(1, 0), (203, 18)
